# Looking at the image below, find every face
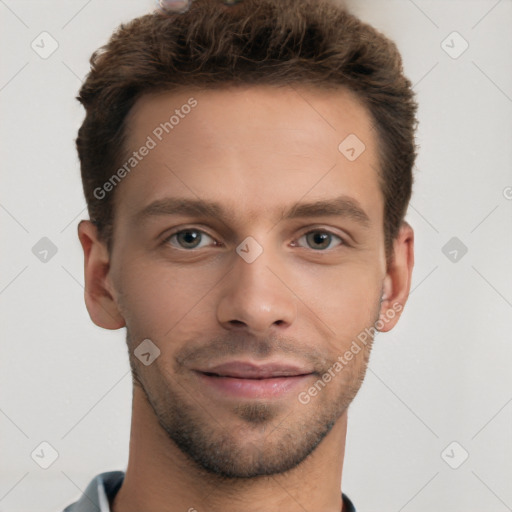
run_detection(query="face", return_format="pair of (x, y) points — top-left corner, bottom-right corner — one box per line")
(84, 85), (409, 479)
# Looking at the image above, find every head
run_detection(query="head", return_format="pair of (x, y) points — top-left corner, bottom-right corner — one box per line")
(77, 0), (417, 479)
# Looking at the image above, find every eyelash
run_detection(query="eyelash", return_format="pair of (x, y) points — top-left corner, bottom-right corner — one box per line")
(161, 227), (348, 251)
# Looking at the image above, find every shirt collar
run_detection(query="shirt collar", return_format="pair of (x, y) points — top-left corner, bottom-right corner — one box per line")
(63, 471), (356, 512)
(63, 471), (124, 512)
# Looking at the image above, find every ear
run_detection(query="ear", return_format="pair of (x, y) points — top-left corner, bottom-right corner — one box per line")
(377, 221), (414, 332)
(77, 220), (126, 330)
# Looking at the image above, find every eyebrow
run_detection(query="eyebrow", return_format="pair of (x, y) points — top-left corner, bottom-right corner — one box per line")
(133, 195), (371, 229)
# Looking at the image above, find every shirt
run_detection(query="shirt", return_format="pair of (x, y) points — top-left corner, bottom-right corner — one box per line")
(62, 471), (356, 512)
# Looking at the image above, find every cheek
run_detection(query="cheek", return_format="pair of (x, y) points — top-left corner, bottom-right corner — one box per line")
(114, 259), (218, 338)
(296, 260), (382, 335)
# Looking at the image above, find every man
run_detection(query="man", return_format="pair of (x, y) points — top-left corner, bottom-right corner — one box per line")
(65, 0), (417, 510)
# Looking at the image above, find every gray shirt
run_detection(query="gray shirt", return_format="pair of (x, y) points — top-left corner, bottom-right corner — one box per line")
(62, 471), (356, 512)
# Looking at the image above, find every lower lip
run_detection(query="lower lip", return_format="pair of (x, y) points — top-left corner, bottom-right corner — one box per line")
(195, 372), (313, 399)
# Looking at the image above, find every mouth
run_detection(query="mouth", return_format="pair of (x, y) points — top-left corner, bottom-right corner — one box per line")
(193, 361), (315, 399)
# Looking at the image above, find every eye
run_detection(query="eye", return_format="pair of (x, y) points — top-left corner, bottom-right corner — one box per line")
(163, 228), (217, 250)
(294, 230), (345, 251)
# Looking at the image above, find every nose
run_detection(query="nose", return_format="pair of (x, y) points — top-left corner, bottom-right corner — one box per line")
(216, 242), (297, 335)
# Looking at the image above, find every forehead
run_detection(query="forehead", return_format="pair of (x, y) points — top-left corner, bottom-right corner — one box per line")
(118, 84), (383, 229)
(127, 84), (375, 152)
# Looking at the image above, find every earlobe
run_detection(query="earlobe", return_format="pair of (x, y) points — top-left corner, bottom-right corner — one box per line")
(377, 222), (414, 333)
(77, 220), (126, 330)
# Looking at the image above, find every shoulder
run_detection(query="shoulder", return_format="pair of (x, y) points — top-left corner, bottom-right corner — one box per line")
(61, 471), (125, 512)
(342, 492), (357, 512)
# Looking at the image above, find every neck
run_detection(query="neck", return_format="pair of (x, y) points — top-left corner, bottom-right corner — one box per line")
(112, 386), (348, 512)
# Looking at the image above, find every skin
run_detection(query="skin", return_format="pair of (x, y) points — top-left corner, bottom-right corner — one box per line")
(78, 84), (414, 512)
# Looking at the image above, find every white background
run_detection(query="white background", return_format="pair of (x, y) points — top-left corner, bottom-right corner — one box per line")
(1, 1), (511, 511)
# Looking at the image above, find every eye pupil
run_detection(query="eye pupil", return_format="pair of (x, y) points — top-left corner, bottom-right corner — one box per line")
(178, 230), (201, 248)
(307, 231), (331, 250)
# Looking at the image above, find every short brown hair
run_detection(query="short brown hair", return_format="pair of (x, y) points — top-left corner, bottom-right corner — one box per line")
(77, 0), (418, 265)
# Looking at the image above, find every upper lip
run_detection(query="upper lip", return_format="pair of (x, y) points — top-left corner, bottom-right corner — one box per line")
(195, 361), (314, 379)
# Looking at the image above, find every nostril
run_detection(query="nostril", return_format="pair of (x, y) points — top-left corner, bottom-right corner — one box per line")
(229, 320), (246, 327)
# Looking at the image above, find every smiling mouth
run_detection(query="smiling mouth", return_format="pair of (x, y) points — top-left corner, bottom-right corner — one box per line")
(200, 371), (312, 379)
(194, 371), (314, 399)
(194, 360), (315, 379)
